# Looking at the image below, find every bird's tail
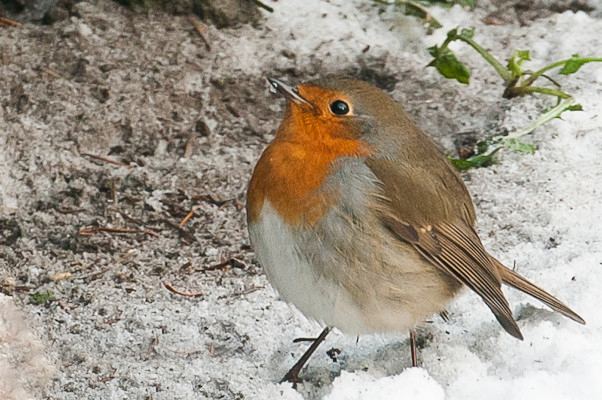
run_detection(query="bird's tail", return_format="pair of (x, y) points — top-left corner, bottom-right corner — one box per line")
(492, 257), (585, 325)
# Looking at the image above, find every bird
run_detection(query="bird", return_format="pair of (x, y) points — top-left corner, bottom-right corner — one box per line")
(246, 76), (584, 385)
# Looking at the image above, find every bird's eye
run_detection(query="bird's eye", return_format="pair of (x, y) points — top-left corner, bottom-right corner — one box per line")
(330, 100), (350, 115)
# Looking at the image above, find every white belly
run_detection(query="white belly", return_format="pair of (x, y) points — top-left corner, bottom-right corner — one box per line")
(248, 201), (371, 333)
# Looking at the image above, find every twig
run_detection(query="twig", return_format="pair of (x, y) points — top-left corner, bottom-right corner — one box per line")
(90, 375), (115, 385)
(110, 179), (117, 203)
(164, 348), (205, 357)
(44, 68), (65, 80)
(254, 0), (274, 12)
(0, 17), (22, 27)
(179, 208), (196, 228)
(293, 337), (321, 343)
(231, 285), (264, 297)
(81, 153), (131, 168)
(186, 16), (211, 51)
(197, 257), (248, 272)
(162, 281), (203, 297)
(121, 194), (142, 202)
(114, 249), (138, 264)
(183, 134), (196, 158)
(242, 285), (263, 294)
(177, 261), (192, 275)
(148, 336), (159, 353)
(81, 268), (110, 283)
(191, 193), (231, 207)
(78, 226), (160, 237)
(163, 218), (196, 243)
(122, 214), (143, 225)
(56, 207), (85, 214)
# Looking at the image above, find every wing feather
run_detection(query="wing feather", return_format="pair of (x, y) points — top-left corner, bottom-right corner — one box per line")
(388, 216), (523, 339)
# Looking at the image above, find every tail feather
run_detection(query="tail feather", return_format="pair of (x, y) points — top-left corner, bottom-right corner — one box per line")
(492, 257), (585, 325)
(492, 306), (524, 340)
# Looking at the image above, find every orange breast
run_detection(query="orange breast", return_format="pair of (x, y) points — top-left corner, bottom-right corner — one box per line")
(247, 136), (370, 227)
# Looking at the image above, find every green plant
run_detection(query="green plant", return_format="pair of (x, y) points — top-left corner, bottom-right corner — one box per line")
(428, 28), (602, 169)
(29, 290), (53, 305)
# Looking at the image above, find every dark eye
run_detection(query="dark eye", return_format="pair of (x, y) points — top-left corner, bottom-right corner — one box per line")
(330, 100), (350, 115)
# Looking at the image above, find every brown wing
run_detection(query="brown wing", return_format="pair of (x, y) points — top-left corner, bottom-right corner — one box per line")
(384, 213), (523, 339)
(366, 143), (523, 338)
(364, 119), (584, 333)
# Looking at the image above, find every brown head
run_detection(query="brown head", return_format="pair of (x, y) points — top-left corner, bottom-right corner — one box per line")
(267, 76), (414, 145)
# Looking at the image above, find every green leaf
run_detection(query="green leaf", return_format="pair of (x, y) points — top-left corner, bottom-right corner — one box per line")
(446, 27), (459, 40)
(426, 17), (443, 30)
(516, 50), (531, 62)
(448, 157), (475, 170)
(559, 54), (586, 75)
(427, 45), (438, 58)
(553, 103), (583, 119)
(459, 27), (474, 39)
(507, 50), (531, 77)
(558, 54), (602, 75)
(29, 290), (53, 305)
(427, 46), (471, 84)
(449, 152), (496, 170)
(504, 138), (535, 153)
(476, 138), (497, 154)
(448, 142), (502, 170)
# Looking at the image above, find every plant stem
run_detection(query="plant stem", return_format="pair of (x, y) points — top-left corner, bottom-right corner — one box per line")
(521, 59), (570, 86)
(506, 97), (575, 139)
(505, 85), (572, 99)
(522, 57), (602, 87)
(456, 36), (513, 82)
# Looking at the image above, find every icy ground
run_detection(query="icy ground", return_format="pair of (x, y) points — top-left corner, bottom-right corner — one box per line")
(1, 0), (601, 399)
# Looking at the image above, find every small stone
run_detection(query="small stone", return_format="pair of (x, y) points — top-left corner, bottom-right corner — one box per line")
(1, 277), (17, 295)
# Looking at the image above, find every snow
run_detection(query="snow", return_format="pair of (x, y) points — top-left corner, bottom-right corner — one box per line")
(0, 294), (55, 400)
(326, 369), (444, 400)
(1, 0), (601, 399)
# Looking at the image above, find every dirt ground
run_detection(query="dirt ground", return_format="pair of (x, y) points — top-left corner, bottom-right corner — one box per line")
(1, 1), (601, 399)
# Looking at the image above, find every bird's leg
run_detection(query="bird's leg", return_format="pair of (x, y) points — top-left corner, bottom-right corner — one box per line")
(281, 327), (331, 386)
(409, 329), (417, 367)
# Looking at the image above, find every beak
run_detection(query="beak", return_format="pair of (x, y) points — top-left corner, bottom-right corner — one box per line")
(267, 77), (311, 106)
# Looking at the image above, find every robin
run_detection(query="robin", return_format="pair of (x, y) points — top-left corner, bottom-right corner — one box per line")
(246, 76), (584, 385)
